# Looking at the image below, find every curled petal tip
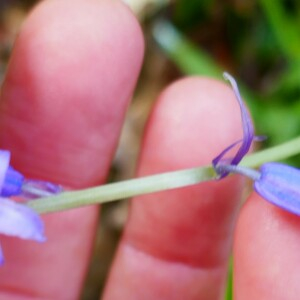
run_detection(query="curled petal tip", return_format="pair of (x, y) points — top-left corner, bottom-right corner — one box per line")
(213, 72), (254, 177)
(223, 71), (233, 82)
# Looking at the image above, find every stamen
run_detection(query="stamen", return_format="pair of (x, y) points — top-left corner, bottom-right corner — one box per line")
(21, 180), (63, 199)
(216, 164), (261, 181)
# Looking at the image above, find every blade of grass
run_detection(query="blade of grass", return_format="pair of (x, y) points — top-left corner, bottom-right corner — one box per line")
(152, 20), (264, 120)
(225, 257), (233, 300)
(153, 19), (222, 78)
(259, 0), (300, 62)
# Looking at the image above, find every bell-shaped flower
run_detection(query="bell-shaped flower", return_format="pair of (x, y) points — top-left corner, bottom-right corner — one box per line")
(0, 197), (46, 264)
(213, 73), (300, 217)
(0, 149), (51, 263)
(254, 162), (300, 215)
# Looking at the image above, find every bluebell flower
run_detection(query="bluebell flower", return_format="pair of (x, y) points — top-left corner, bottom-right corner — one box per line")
(212, 72), (255, 178)
(0, 150), (62, 199)
(0, 197), (46, 264)
(213, 72), (300, 216)
(254, 162), (300, 215)
(0, 149), (62, 264)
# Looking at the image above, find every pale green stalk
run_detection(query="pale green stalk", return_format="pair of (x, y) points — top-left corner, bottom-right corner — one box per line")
(27, 136), (300, 214)
(28, 166), (216, 213)
(242, 136), (300, 167)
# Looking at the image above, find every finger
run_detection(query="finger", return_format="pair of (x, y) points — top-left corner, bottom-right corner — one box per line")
(234, 193), (300, 299)
(104, 77), (245, 299)
(0, 0), (143, 299)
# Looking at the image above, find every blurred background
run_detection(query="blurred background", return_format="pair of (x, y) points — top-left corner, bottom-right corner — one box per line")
(1, 0), (300, 299)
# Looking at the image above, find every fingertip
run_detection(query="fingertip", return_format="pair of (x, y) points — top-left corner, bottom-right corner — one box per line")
(105, 76), (247, 298)
(1, 0), (144, 187)
(138, 76), (244, 174)
(0, 0), (143, 298)
(130, 76), (246, 265)
(234, 193), (300, 299)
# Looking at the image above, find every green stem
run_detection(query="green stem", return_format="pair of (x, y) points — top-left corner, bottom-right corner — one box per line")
(28, 166), (216, 213)
(242, 136), (300, 167)
(27, 135), (300, 214)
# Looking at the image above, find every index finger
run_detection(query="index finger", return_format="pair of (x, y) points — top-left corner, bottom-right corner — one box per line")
(104, 77), (246, 299)
(0, 0), (143, 298)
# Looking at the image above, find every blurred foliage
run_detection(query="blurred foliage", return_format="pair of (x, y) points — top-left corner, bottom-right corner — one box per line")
(153, 0), (300, 166)
(172, 0), (214, 29)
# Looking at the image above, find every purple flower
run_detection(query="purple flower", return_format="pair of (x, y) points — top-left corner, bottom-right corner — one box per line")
(1, 166), (24, 197)
(254, 162), (300, 215)
(212, 72), (254, 178)
(0, 149), (62, 264)
(0, 197), (46, 264)
(0, 149), (62, 199)
(213, 73), (300, 216)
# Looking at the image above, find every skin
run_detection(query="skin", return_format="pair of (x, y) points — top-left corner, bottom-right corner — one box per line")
(0, 0), (298, 299)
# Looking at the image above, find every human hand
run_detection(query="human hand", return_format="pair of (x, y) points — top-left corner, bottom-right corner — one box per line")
(0, 1), (298, 299)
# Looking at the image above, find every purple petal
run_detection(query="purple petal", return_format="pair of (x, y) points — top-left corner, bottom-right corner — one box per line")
(1, 167), (24, 197)
(254, 162), (300, 215)
(212, 139), (243, 167)
(0, 197), (46, 242)
(0, 151), (10, 192)
(0, 245), (4, 265)
(212, 73), (254, 177)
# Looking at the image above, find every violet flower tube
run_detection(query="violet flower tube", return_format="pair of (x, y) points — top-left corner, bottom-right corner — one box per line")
(1, 166), (24, 196)
(0, 149), (61, 263)
(255, 163), (300, 215)
(213, 72), (300, 217)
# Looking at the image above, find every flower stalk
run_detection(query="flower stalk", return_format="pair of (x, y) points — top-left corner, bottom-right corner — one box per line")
(1, 72), (300, 265)
(28, 166), (216, 213)
(27, 135), (300, 214)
